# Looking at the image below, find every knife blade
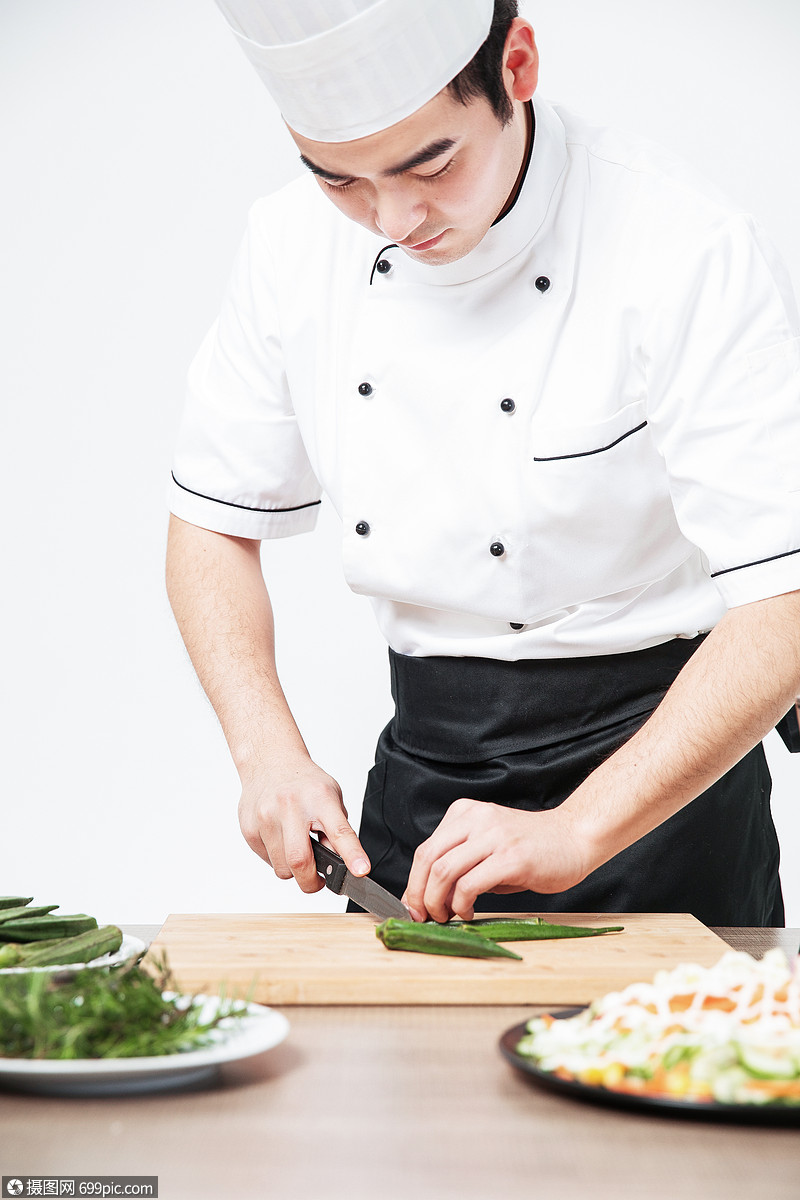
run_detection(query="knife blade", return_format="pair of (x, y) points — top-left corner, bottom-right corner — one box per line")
(311, 835), (411, 921)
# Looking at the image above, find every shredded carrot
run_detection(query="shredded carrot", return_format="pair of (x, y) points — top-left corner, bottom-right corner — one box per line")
(700, 995), (737, 1012)
(740, 1079), (800, 1099)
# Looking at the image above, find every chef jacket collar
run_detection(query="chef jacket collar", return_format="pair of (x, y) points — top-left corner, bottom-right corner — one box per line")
(379, 93), (567, 287)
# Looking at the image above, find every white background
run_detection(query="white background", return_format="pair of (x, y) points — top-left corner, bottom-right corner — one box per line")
(1, 0), (798, 926)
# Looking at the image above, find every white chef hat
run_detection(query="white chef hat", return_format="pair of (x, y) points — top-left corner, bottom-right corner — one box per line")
(214, 0), (496, 142)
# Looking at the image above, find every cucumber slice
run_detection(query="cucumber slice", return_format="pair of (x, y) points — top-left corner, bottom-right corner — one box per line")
(735, 1042), (798, 1080)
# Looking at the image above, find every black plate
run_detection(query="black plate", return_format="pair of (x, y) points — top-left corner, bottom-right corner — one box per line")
(499, 1012), (800, 1126)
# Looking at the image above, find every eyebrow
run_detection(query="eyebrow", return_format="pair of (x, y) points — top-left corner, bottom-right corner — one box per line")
(299, 137), (458, 183)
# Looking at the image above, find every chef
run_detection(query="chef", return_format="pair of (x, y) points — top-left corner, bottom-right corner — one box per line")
(166, 0), (800, 927)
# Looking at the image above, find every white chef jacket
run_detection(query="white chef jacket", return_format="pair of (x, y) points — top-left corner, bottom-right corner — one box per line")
(169, 94), (800, 660)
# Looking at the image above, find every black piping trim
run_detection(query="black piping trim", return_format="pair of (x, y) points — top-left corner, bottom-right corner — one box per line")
(366, 100), (534, 284)
(492, 100), (535, 227)
(711, 546), (800, 579)
(533, 421), (648, 462)
(171, 472), (321, 515)
(369, 243), (398, 285)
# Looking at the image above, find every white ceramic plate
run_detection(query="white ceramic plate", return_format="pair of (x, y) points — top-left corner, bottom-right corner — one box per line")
(0, 933), (147, 974)
(0, 996), (290, 1096)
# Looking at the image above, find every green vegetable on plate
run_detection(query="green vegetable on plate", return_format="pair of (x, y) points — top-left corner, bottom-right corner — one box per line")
(0, 904), (60, 924)
(0, 925), (123, 969)
(0, 897), (120, 967)
(0, 914), (98, 943)
(0, 955), (249, 1060)
(0, 897), (34, 910)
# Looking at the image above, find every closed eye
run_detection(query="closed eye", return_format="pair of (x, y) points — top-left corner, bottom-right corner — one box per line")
(321, 158), (456, 192)
(322, 176), (358, 191)
(417, 158), (456, 181)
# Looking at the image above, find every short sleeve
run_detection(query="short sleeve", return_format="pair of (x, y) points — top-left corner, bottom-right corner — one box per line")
(643, 212), (800, 607)
(168, 201), (322, 539)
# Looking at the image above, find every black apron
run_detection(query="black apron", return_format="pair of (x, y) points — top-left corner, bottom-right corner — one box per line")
(355, 637), (784, 927)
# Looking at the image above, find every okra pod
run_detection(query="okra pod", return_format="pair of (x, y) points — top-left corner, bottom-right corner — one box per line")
(376, 918), (522, 960)
(0, 904), (59, 924)
(455, 918), (624, 942)
(0, 943), (22, 968)
(21, 925), (123, 967)
(0, 914), (97, 943)
(0, 938), (68, 968)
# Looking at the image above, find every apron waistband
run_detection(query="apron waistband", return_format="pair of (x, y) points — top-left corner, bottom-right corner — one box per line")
(388, 636), (707, 763)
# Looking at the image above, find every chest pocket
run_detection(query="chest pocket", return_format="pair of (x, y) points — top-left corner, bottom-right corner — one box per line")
(522, 400), (691, 612)
(532, 400), (648, 462)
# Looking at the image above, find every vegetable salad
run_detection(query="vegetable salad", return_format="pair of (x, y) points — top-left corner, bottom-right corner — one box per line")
(516, 949), (800, 1105)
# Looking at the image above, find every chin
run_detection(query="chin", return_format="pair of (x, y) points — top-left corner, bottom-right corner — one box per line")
(404, 230), (483, 267)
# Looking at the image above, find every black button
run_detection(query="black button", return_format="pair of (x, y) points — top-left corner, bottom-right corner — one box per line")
(358, 382), (373, 396)
(376, 259), (392, 274)
(355, 521), (370, 536)
(489, 541), (505, 557)
(500, 397), (516, 413)
(535, 276), (551, 293)
(510, 622), (525, 630)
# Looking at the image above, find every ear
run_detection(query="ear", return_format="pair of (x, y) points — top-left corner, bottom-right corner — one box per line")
(503, 18), (539, 103)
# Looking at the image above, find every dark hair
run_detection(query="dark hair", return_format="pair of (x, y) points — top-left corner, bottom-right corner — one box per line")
(446, 0), (519, 125)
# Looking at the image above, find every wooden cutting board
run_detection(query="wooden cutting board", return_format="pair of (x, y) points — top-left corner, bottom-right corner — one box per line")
(145, 912), (731, 1006)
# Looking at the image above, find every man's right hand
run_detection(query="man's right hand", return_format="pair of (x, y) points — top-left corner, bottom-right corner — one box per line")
(238, 754), (371, 893)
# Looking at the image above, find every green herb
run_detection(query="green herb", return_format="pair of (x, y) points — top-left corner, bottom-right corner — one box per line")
(0, 954), (249, 1060)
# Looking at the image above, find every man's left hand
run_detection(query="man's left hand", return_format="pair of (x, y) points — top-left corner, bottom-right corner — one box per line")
(401, 798), (592, 922)
(402, 591), (800, 923)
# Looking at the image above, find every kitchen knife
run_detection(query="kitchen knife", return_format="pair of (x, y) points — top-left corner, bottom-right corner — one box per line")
(311, 835), (411, 920)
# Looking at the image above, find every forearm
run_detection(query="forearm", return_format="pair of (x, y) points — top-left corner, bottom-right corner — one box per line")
(566, 589), (800, 872)
(165, 514), (369, 885)
(165, 513), (307, 779)
(404, 589), (800, 921)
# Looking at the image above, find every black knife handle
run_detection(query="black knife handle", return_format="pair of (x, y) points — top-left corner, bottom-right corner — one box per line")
(310, 836), (348, 893)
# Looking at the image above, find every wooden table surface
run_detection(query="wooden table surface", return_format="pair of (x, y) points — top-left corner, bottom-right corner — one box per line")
(1, 925), (798, 1200)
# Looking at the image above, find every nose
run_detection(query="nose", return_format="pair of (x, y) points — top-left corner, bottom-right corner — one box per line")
(373, 186), (426, 243)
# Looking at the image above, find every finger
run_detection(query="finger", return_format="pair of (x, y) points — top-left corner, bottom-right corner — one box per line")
(320, 819), (371, 879)
(262, 825), (296, 882)
(399, 895), (427, 923)
(449, 859), (513, 921)
(241, 816), (284, 873)
(241, 827), (272, 866)
(260, 802), (313, 885)
(403, 851), (434, 922)
(404, 803), (477, 919)
(238, 799), (274, 866)
(421, 841), (488, 924)
(282, 827), (328, 893)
